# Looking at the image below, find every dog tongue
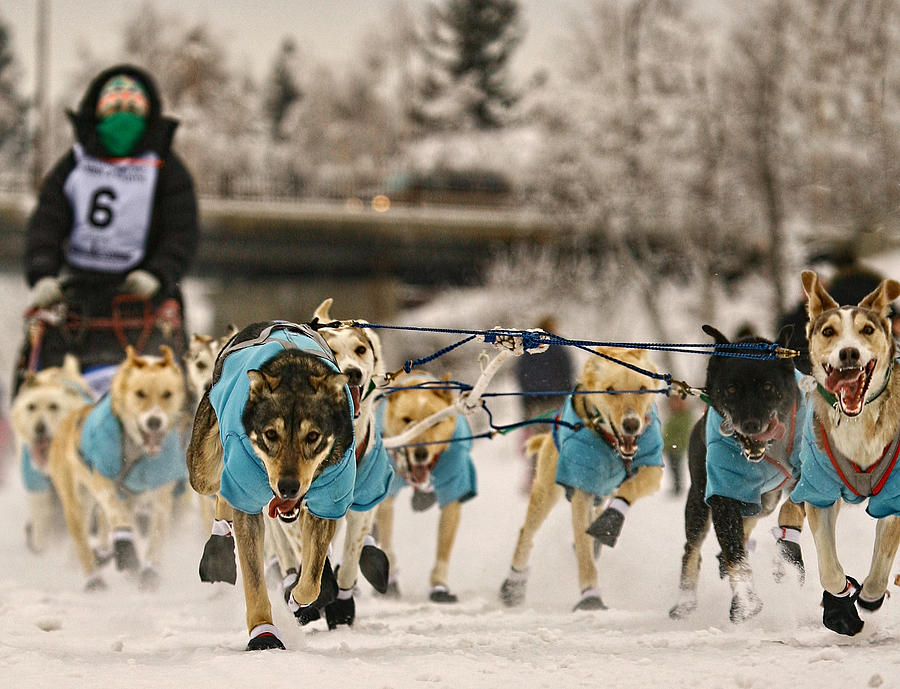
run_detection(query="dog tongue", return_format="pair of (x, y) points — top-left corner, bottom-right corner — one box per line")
(753, 417), (785, 443)
(31, 439), (51, 467)
(267, 495), (301, 519)
(409, 464), (430, 486)
(825, 368), (865, 412)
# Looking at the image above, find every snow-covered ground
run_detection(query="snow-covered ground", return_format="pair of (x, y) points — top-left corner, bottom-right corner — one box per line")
(2, 258), (900, 689)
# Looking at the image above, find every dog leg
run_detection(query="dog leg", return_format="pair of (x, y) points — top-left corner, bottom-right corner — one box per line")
(773, 499), (806, 584)
(587, 465), (663, 547)
(186, 392), (224, 496)
(48, 435), (98, 580)
(709, 495), (762, 623)
(572, 488), (605, 611)
(232, 509), (284, 650)
(26, 490), (55, 553)
(85, 470), (141, 573)
(670, 425), (711, 620)
(429, 500), (461, 602)
(324, 509), (382, 628)
(140, 485), (174, 590)
(199, 494), (238, 584)
(859, 515), (900, 610)
(292, 510), (337, 606)
(374, 496), (399, 595)
(265, 518), (301, 602)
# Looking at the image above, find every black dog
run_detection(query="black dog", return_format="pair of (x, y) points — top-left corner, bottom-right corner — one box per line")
(669, 325), (806, 623)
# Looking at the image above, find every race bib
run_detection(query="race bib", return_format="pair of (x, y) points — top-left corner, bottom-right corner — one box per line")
(63, 144), (160, 272)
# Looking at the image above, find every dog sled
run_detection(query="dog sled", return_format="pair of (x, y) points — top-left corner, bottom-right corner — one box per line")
(13, 280), (188, 398)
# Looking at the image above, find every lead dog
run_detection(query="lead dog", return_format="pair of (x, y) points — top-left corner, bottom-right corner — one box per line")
(11, 355), (94, 552)
(266, 299), (392, 629)
(375, 370), (477, 603)
(791, 271), (900, 636)
(48, 346), (187, 590)
(668, 326), (806, 624)
(187, 321), (356, 650)
(499, 347), (665, 610)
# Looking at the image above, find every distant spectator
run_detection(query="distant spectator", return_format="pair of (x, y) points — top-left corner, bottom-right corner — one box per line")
(514, 315), (574, 491)
(662, 395), (694, 496)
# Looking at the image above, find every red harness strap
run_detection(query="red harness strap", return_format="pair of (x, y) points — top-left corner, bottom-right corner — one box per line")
(763, 402), (797, 490)
(819, 422), (900, 498)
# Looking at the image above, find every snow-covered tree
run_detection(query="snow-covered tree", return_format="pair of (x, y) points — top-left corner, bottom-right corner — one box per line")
(262, 38), (303, 141)
(0, 14), (29, 168)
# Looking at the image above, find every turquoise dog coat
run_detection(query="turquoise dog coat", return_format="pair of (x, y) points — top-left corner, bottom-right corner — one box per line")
(553, 396), (663, 498)
(79, 394), (187, 494)
(21, 446), (52, 493)
(349, 419), (394, 512)
(209, 324), (357, 518)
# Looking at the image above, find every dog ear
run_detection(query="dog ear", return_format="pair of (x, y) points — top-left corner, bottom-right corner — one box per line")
(247, 369), (280, 399)
(801, 270), (838, 320)
(313, 298), (334, 323)
(858, 278), (900, 320)
(61, 353), (81, 376)
(124, 345), (147, 368)
(435, 372), (456, 403)
(309, 371), (349, 397)
(701, 324), (730, 344)
(159, 345), (175, 367)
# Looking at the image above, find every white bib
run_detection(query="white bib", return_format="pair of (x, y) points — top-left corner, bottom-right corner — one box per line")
(63, 144), (160, 273)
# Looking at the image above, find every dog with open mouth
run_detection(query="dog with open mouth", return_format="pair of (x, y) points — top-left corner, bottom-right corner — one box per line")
(47, 345), (187, 591)
(499, 347), (665, 611)
(791, 270), (900, 636)
(668, 325), (807, 624)
(11, 354), (94, 553)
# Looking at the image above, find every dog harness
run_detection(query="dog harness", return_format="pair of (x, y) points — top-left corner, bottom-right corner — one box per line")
(704, 399), (803, 516)
(209, 323), (357, 518)
(79, 394), (187, 495)
(63, 143), (161, 273)
(20, 446), (53, 493)
(792, 404), (900, 518)
(553, 396), (663, 499)
(381, 402), (478, 507)
(348, 417), (395, 512)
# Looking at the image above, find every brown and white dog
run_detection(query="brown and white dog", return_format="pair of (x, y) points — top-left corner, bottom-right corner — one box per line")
(793, 270), (900, 636)
(376, 370), (476, 603)
(265, 299), (391, 628)
(48, 346), (187, 591)
(184, 326), (237, 411)
(500, 347), (665, 610)
(11, 355), (94, 553)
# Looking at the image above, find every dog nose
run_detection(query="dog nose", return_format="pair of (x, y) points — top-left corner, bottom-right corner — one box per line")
(34, 420), (47, 438)
(413, 447), (429, 463)
(146, 416), (162, 432)
(622, 417), (640, 435)
(277, 477), (301, 499)
(741, 419), (762, 435)
(839, 347), (860, 367)
(345, 367), (363, 386)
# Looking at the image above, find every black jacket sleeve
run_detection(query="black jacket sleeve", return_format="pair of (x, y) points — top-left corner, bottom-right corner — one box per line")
(24, 152), (77, 286)
(140, 152), (199, 296)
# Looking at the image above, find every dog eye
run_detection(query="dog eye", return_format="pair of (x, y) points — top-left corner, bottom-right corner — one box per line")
(762, 382), (773, 393)
(305, 431), (320, 444)
(264, 429), (279, 442)
(861, 325), (875, 335)
(27, 403), (36, 412)
(136, 390), (147, 399)
(196, 362), (208, 370)
(822, 326), (835, 337)
(48, 402), (59, 411)
(402, 416), (412, 425)
(162, 390), (172, 399)
(355, 345), (368, 356)
(726, 384), (737, 395)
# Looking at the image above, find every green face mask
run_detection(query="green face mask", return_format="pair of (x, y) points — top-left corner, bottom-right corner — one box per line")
(95, 111), (147, 157)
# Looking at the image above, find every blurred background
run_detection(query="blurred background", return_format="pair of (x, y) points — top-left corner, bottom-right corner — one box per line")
(0, 0), (899, 385)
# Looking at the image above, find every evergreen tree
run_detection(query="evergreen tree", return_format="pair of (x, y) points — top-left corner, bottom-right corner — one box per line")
(0, 15), (29, 163)
(412, 0), (522, 130)
(263, 38), (303, 140)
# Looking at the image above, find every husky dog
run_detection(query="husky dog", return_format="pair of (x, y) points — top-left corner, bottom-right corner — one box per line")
(266, 299), (393, 629)
(668, 326), (807, 624)
(184, 326), (238, 410)
(10, 355), (94, 552)
(48, 346), (187, 590)
(792, 271), (900, 636)
(375, 370), (477, 603)
(187, 321), (356, 650)
(499, 347), (665, 611)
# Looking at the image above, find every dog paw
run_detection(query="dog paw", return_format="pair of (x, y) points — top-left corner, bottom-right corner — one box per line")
(359, 544), (390, 594)
(411, 489), (437, 512)
(281, 569), (299, 606)
(822, 577), (864, 636)
(324, 594), (355, 629)
(198, 533), (237, 585)
(773, 539), (805, 585)
(84, 573), (107, 592)
(294, 604), (322, 626)
(499, 570), (527, 607)
(113, 532), (140, 572)
(668, 594), (697, 620)
(246, 625), (285, 651)
(24, 522), (43, 554)
(586, 507), (624, 548)
(572, 588), (607, 612)
(312, 557), (338, 609)
(139, 567), (160, 592)
(858, 592), (887, 612)
(729, 587), (763, 623)
(429, 585), (458, 603)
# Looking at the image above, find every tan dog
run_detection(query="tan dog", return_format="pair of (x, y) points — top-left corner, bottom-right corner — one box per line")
(265, 299), (391, 627)
(48, 346), (187, 591)
(376, 370), (475, 602)
(184, 326), (237, 410)
(500, 347), (665, 610)
(11, 355), (94, 552)
(792, 271), (900, 636)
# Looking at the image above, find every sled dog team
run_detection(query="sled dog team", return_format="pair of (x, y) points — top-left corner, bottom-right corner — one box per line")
(10, 272), (900, 649)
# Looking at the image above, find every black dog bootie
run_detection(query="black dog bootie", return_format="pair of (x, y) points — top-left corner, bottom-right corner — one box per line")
(822, 576), (863, 636)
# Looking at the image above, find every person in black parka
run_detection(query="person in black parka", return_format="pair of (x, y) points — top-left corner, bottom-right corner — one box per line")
(16, 64), (198, 394)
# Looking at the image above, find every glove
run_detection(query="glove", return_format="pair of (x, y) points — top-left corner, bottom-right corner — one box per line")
(29, 276), (63, 307)
(121, 269), (160, 297)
